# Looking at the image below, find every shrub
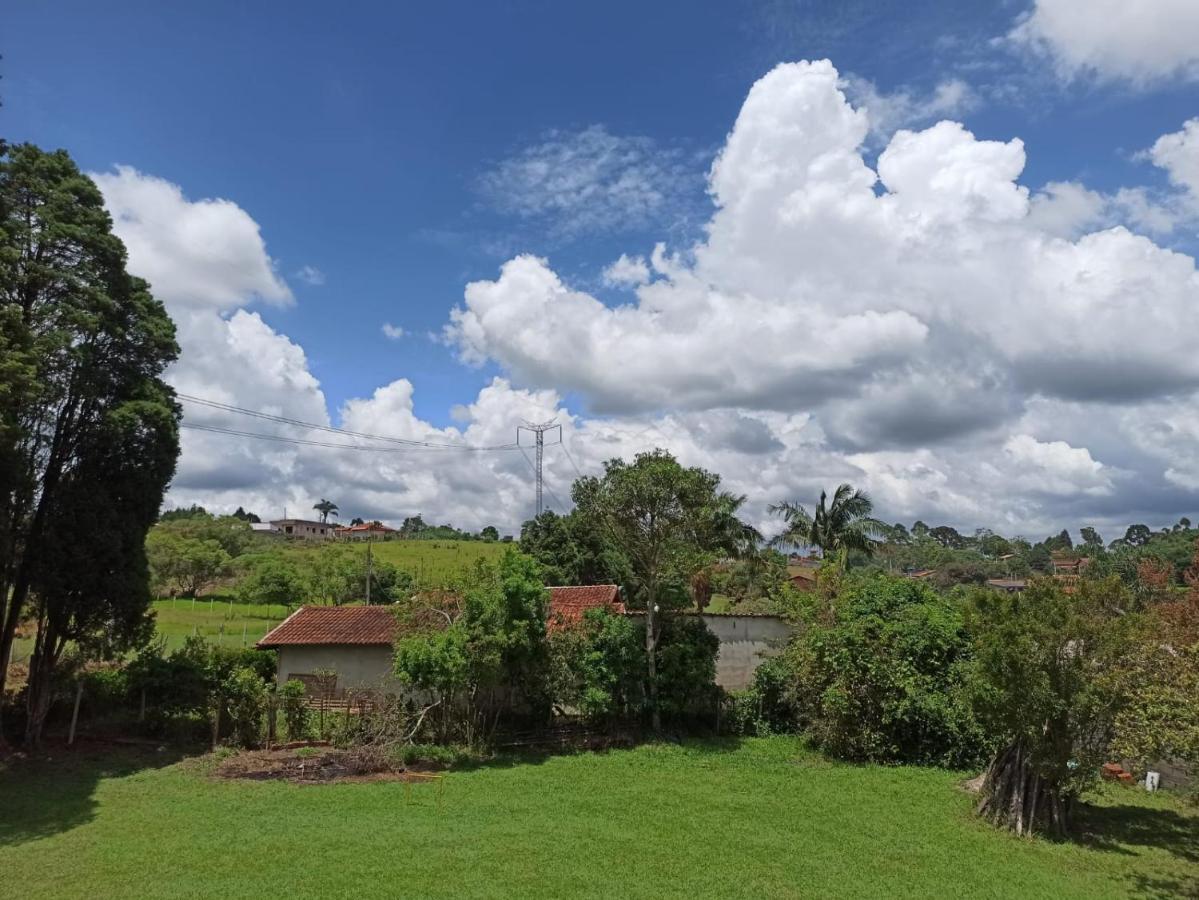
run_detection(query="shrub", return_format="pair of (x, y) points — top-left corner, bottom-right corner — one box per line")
(726, 656), (794, 736)
(222, 666), (268, 748)
(548, 608), (643, 724)
(777, 574), (987, 767)
(279, 679), (309, 741)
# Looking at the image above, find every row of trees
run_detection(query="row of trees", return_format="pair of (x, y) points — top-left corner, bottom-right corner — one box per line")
(735, 563), (1199, 835)
(0, 143), (181, 747)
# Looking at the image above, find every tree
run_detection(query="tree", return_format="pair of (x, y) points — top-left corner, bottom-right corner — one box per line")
(349, 517), (365, 526)
(480, 525), (499, 542)
(929, 525), (966, 549)
(393, 551), (550, 742)
(237, 556), (307, 616)
(773, 575), (986, 767)
(146, 532), (231, 598)
(400, 514), (427, 537)
(770, 484), (884, 565)
(312, 498), (339, 524)
(1080, 526), (1103, 550)
(1121, 524), (1152, 547)
(232, 506), (261, 524)
(572, 450), (734, 731)
(968, 578), (1133, 836)
(0, 143), (180, 740)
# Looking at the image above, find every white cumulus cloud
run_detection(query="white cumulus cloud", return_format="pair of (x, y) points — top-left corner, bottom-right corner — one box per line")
(1010, 0), (1199, 86)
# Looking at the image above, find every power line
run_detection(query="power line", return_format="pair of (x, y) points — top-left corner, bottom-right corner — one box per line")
(560, 439), (585, 480)
(177, 392), (516, 452)
(180, 422), (519, 454)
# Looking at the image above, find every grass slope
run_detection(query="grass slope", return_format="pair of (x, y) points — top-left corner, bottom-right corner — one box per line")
(1, 737), (1194, 899)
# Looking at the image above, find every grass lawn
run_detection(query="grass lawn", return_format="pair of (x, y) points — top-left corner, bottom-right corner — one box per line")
(1, 737), (1194, 899)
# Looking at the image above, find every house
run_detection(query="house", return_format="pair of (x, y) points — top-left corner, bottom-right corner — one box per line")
(545, 584), (625, 631)
(1051, 556), (1092, 576)
(336, 522), (398, 542)
(270, 518), (334, 540)
(259, 585), (625, 696)
(905, 569), (936, 580)
(259, 606), (400, 695)
(786, 566), (819, 592)
(986, 578), (1027, 593)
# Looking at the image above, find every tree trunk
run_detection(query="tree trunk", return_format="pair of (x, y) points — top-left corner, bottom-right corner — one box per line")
(23, 616), (61, 750)
(976, 738), (1071, 836)
(645, 578), (660, 733)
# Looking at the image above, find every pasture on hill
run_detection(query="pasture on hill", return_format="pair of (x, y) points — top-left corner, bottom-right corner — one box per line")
(280, 537), (510, 584)
(1, 737), (1195, 899)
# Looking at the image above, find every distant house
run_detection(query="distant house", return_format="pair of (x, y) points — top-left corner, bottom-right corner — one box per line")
(259, 585), (625, 696)
(986, 578), (1027, 593)
(336, 522), (397, 542)
(270, 518), (334, 540)
(1050, 556), (1092, 576)
(786, 566), (819, 592)
(905, 569), (936, 580)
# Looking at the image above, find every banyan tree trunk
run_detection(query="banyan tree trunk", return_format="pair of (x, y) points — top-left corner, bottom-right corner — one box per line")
(976, 739), (1072, 837)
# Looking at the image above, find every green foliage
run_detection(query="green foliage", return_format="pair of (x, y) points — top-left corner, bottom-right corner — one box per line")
(221, 666), (268, 748)
(775, 575), (987, 766)
(394, 550), (551, 741)
(770, 484), (884, 559)
(278, 680), (309, 740)
(967, 578), (1134, 806)
(651, 615), (721, 719)
(0, 143), (182, 743)
(548, 608), (643, 723)
(519, 509), (629, 587)
(727, 656), (794, 736)
(236, 555), (307, 609)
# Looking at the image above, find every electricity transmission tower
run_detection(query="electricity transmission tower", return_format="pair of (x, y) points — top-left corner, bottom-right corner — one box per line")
(517, 420), (561, 517)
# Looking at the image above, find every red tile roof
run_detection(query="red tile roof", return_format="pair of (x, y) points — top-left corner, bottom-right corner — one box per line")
(257, 584), (626, 647)
(546, 585), (624, 632)
(336, 523), (397, 533)
(258, 606), (398, 647)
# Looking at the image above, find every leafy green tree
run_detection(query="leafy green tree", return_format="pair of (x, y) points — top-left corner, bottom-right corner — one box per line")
(968, 578), (1133, 835)
(774, 575), (986, 766)
(520, 509), (629, 587)
(1120, 524), (1152, 547)
(394, 551), (550, 742)
(770, 484), (884, 565)
(1080, 526), (1103, 550)
(929, 525), (966, 549)
(548, 608), (643, 724)
(237, 556), (307, 615)
(0, 143), (180, 741)
(312, 498), (339, 524)
(572, 450), (735, 730)
(146, 531), (231, 598)
(400, 514), (427, 537)
(480, 525), (499, 542)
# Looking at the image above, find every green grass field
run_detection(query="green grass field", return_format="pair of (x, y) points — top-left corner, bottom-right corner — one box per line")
(1, 737), (1194, 899)
(8, 540), (510, 663)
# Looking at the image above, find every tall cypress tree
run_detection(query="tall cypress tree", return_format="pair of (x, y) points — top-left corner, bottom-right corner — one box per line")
(0, 143), (179, 745)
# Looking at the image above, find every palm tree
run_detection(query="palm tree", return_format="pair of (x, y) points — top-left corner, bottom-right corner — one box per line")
(769, 483), (884, 564)
(313, 498), (339, 524)
(690, 491), (764, 611)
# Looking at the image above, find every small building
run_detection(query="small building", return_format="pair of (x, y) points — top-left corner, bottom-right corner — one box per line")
(259, 585), (626, 696)
(906, 569), (936, 580)
(336, 522), (398, 541)
(259, 606), (401, 695)
(786, 566), (818, 592)
(1051, 556), (1092, 576)
(986, 578), (1027, 593)
(270, 518), (334, 540)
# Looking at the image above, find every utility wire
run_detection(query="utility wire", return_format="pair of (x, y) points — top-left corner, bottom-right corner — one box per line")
(560, 440), (585, 480)
(180, 422), (520, 454)
(177, 392), (517, 452)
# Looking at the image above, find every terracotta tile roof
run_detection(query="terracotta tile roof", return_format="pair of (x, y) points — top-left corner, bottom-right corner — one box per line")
(257, 606), (398, 647)
(336, 523), (397, 533)
(258, 585), (626, 647)
(547, 585), (624, 632)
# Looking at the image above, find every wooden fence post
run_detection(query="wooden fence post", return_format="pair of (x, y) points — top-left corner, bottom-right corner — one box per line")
(212, 696), (222, 750)
(67, 680), (84, 747)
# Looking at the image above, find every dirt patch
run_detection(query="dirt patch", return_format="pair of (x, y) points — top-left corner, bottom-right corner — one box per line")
(214, 746), (438, 785)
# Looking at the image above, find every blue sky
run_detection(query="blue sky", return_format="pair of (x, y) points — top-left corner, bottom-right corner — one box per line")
(6, 1), (1199, 534)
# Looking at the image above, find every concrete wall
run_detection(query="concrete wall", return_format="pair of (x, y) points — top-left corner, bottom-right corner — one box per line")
(276, 644), (400, 693)
(698, 614), (793, 691)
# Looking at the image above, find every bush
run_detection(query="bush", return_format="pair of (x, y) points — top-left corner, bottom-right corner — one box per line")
(776, 575), (987, 767)
(548, 608), (643, 724)
(652, 615), (721, 721)
(222, 666), (268, 748)
(279, 679), (309, 741)
(727, 657), (794, 736)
